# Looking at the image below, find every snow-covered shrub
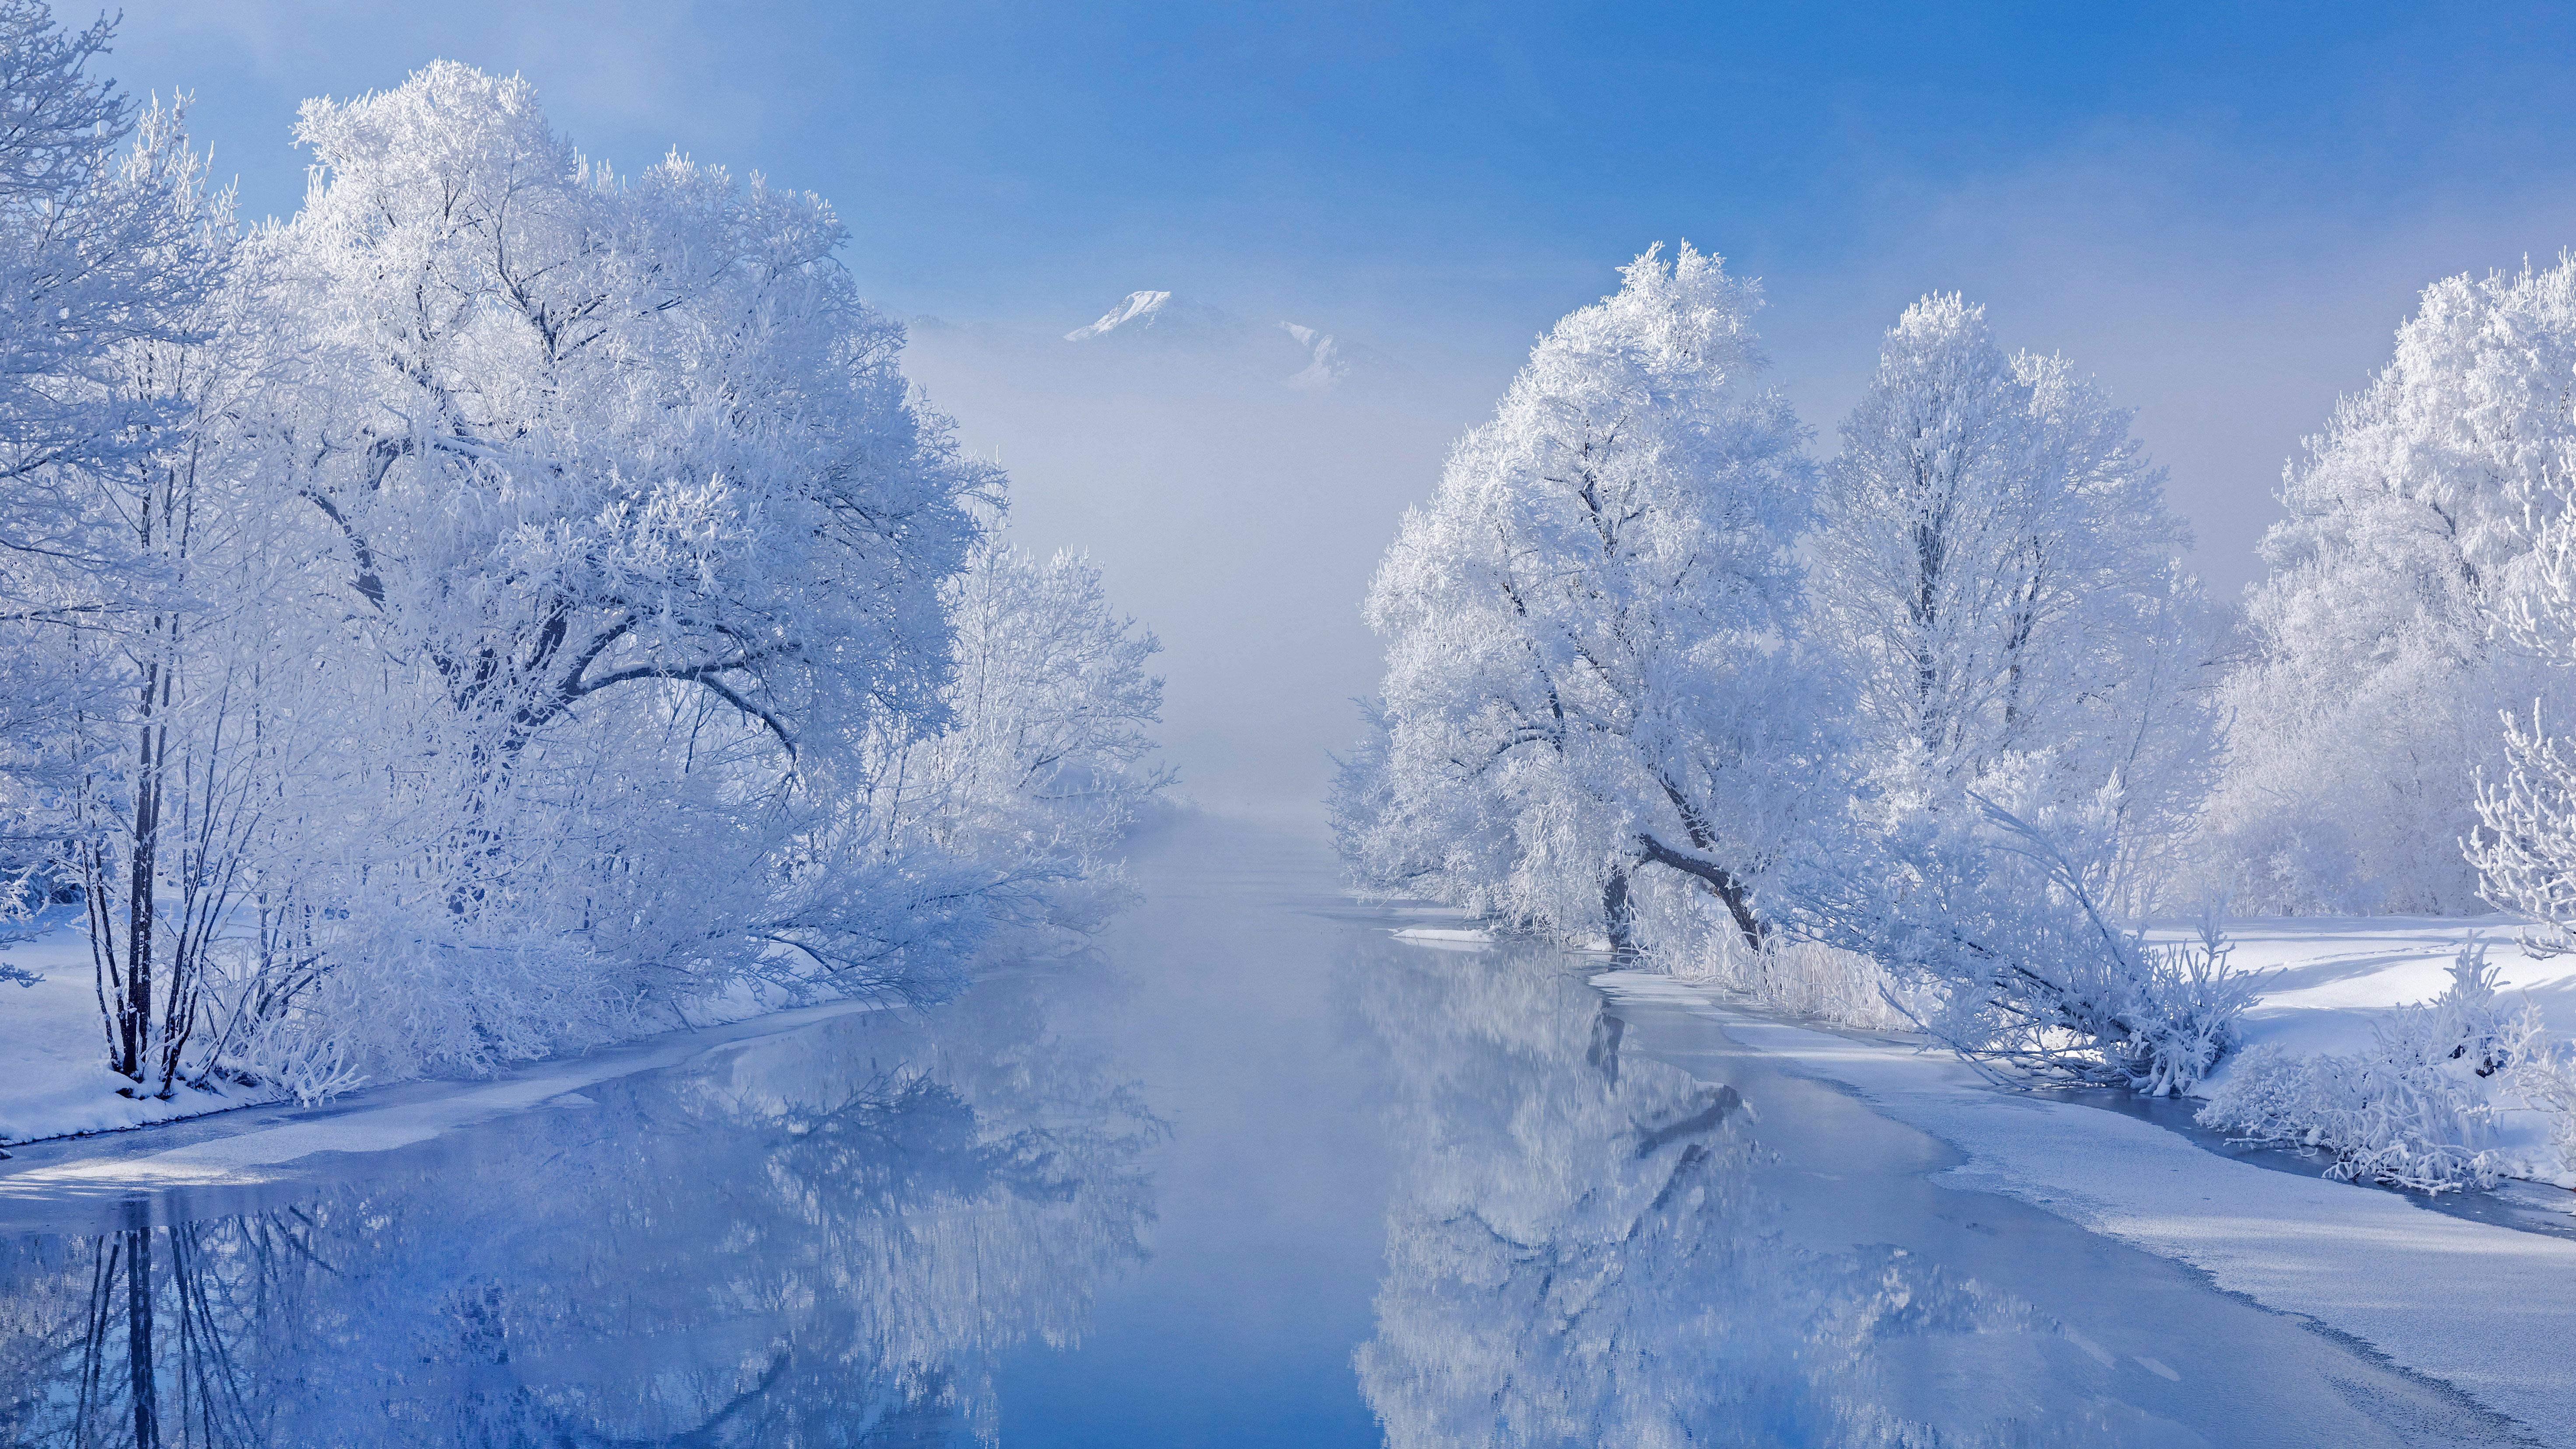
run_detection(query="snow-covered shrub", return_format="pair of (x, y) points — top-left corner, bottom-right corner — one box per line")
(2506, 1039), (2576, 1180)
(2200, 1044), (2503, 1193)
(2197, 945), (2544, 1193)
(2131, 911), (2264, 1093)
(216, 997), (367, 1107)
(1797, 784), (2254, 1095)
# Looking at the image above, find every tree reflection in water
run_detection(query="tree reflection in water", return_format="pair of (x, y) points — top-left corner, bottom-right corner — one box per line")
(0, 973), (1162, 1446)
(1351, 943), (2190, 1448)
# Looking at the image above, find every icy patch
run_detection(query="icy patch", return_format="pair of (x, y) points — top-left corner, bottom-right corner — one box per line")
(1390, 927), (1492, 952)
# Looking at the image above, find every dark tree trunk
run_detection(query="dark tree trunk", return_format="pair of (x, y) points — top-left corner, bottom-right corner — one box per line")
(1587, 1009), (1626, 1086)
(117, 660), (163, 1087)
(125, 1201), (158, 1449)
(1635, 834), (1765, 953)
(1603, 866), (1636, 954)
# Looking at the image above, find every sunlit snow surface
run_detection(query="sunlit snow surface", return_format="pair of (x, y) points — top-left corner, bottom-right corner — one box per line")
(0, 819), (2561, 1445)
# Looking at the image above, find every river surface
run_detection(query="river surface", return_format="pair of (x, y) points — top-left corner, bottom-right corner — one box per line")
(0, 817), (2540, 1446)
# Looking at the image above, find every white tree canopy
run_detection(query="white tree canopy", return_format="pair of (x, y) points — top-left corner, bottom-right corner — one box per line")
(259, 63), (993, 770)
(1779, 295), (2236, 1095)
(1809, 292), (2209, 874)
(1347, 244), (1814, 948)
(0, 38), (1165, 1100)
(2209, 258), (2576, 913)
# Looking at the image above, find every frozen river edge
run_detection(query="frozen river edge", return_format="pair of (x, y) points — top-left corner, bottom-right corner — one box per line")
(0, 992), (896, 1196)
(1595, 968), (2576, 1445)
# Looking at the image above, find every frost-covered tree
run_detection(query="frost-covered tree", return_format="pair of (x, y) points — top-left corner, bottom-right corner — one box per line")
(889, 542), (1170, 937)
(260, 63), (988, 774)
(0, 59), (1172, 1100)
(1807, 293), (2210, 880)
(1342, 244), (1813, 950)
(0, 49), (1164, 1103)
(2467, 472), (2576, 942)
(0, 3), (218, 590)
(0, 0), (242, 1072)
(2209, 259), (2576, 913)
(0, 6), (233, 1012)
(1786, 296), (2234, 1094)
(177, 63), (1009, 1075)
(57, 112), (245, 1097)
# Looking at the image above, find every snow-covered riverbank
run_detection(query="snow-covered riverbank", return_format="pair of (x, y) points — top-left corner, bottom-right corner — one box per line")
(0, 990), (899, 1194)
(1414, 912), (2576, 1179)
(2186, 915), (2576, 1186)
(0, 923), (877, 1151)
(1593, 964), (2576, 1444)
(1653, 911), (2576, 1187)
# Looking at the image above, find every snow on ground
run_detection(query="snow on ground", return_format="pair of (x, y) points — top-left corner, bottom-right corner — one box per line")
(2210, 913), (2576, 1055)
(2185, 913), (2576, 1182)
(0, 919), (857, 1151)
(0, 992), (892, 1194)
(0, 924), (241, 1144)
(1595, 967), (2576, 1445)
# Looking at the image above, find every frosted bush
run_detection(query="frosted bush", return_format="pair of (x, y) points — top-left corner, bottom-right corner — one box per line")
(2197, 945), (2543, 1193)
(219, 1005), (367, 1107)
(2198, 1045), (2503, 1194)
(2126, 918), (2264, 1094)
(1798, 786), (2257, 1095)
(2507, 1043), (2576, 1180)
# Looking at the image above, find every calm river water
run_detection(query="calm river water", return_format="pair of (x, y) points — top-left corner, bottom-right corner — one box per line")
(0, 817), (2534, 1446)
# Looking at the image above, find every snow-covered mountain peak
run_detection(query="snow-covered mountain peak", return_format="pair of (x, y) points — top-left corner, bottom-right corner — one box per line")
(1064, 290), (1247, 345)
(1279, 319), (1393, 393)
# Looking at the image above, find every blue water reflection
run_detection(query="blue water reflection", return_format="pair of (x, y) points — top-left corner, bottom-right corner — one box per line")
(0, 975), (1160, 1445)
(1354, 943), (2150, 1446)
(0, 821), (2540, 1446)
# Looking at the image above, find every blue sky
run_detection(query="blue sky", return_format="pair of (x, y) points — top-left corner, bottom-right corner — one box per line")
(110, 3), (2576, 314)
(98, 1), (2576, 803)
(109, 3), (2576, 550)
(115, 7), (2576, 262)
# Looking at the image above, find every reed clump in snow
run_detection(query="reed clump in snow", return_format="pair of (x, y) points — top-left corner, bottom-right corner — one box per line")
(1665, 934), (1915, 1032)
